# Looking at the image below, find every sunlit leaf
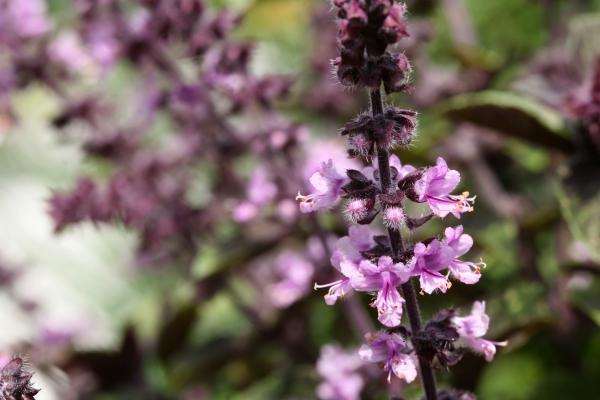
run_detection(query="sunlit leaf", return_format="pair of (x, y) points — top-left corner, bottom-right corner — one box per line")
(439, 91), (573, 152)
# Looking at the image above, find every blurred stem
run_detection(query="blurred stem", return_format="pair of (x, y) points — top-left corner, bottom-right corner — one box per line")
(370, 87), (438, 400)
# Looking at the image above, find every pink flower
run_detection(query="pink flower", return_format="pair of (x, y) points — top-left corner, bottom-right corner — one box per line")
(359, 331), (417, 383)
(356, 256), (411, 327)
(410, 227), (483, 294)
(414, 157), (475, 218)
(316, 226), (376, 305)
(297, 160), (347, 213)
(411, 240), (454, 294)
(333, 225), (377, 263)
(443, 226), (484, 285)
(452, 301), (507, 361)
(316, 345), (364, 400)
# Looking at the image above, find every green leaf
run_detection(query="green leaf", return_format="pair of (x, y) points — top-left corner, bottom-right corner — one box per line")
(477, 353), (544, 400)
(439, 91), (574, 152)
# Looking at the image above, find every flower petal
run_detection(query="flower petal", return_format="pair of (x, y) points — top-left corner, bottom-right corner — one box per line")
(391, 354), (417, 383)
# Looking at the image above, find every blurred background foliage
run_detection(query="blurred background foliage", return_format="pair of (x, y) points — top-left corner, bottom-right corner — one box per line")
(1, 0), (599, 399)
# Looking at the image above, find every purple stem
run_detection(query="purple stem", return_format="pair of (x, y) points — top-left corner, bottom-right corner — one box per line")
(370, 88), (438, 400)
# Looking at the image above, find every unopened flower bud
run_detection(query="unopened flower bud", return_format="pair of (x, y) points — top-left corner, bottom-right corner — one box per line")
(344, 198), (370, 223)
(383, 206), (405, 230)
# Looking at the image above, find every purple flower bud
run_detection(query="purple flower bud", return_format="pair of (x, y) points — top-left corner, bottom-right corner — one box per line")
(344, 198), (371, 223)
(382, 206), (405, 231)
(381, 2), (409, 44)
(0, 357), (40, 400)
(381, 53), (412, 94)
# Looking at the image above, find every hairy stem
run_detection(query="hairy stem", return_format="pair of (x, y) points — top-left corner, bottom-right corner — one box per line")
(370, 87), (438, 400)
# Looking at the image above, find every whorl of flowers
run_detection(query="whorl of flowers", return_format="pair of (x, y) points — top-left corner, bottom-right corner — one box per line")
(300, 2), (505, 398)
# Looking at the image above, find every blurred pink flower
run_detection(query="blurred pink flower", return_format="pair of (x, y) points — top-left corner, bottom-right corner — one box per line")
(316, 345), (364, 400)
(6, 0), (51, 38)
(268, 251), (314, 308)
(49, 32), (94, 73)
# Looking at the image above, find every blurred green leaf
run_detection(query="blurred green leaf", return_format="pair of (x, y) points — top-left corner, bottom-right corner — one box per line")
(157, 304), (199, 362)
(570, 276), (600, 326)
(439, 91), (573, 152)
(477, 353), (544, 400)
(555, 182), (600, 263)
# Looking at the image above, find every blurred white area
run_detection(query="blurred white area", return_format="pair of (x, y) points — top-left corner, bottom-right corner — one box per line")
(0, 87), (139, 398)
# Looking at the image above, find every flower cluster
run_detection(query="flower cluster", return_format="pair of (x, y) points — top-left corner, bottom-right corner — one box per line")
(300, 2), (505, 397)
(333, 0), (410, 91)
(299, 152), (475, 223)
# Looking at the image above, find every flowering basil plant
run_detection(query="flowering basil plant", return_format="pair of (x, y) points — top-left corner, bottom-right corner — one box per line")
(0, 0), (516, 398)
(303, 2), (506, 399)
